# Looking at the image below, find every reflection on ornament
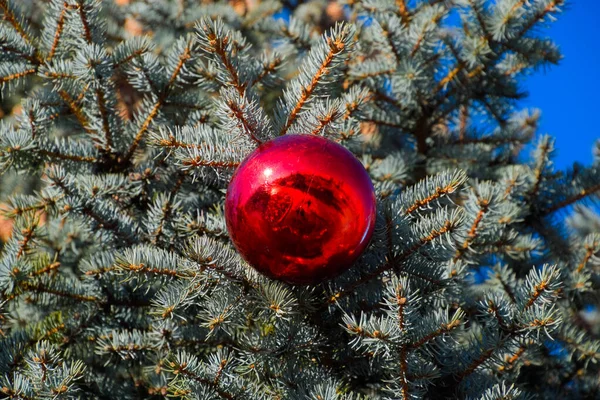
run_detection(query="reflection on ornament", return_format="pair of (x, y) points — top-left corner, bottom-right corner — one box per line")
(225, 134), (377, 285)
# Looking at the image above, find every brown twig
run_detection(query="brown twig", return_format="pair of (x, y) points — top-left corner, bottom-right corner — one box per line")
(405, 183), (462, 215)
(328, 220), (458, 304)
(576, 245), (596, 274)
(279, 35), (347, 136)
(0, 68), (37, 84)
(47, 2), (69, 61)
(454, 199), (490, 260)
(541, 183), (600, 216)
(408, 318), (461, 350)
(396, 0), (411, 24)
(39, 149), (98, 163)
(96, 88), (113, 151)
(524, 279), (549, 310)
(151, 172), (186, 244)
(123, 44), (191, 161)
(225, 100), (262, 144)
(181, 158), (239, 169)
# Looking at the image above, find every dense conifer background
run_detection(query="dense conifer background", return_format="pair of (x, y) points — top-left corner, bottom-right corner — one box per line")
(0, 0), (598, 398)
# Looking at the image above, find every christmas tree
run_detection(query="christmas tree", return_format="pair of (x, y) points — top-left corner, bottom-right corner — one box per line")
(1, 0), (599, 398)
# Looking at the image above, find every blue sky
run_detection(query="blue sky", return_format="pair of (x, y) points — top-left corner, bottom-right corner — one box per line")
(523, 1), (600, 169)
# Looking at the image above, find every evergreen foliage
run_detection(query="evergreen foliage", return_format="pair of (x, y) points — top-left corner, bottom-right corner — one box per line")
(0, 0), (599, 398)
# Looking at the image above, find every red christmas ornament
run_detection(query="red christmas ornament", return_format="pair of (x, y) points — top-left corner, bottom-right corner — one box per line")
(225, 134), (377, 285)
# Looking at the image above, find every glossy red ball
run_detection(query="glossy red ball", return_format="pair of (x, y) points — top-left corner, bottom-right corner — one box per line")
(225, 134), (377, 285)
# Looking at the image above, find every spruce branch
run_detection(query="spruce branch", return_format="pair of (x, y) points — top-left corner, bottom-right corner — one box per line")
(575, 236), (599, 274)
(454, 198), (489, 260)
(250, 53), (283, 88)
(217, 87), (272, 144)
(2, 196), (57, 218)
(276, 17), (315, 53)
(516, 0), (564, 39)
(181, 158), (240, 169)
(492, 265), (518, 304)
(150, 172), (186, 245)
(45, 1), (69, 62)
(496, 345), (527, 375)
(187, 236), (254, 285)
(123, 38), (193, 161)
(396, 0), (411, 24)
(0, 68), (36, 85)
(195, 18), (250, 98)
(408, 308), (464, 350)
(40, 70), (77, 80)
(73, 0), (92, 44)
(528, 135), (554, 200)
(167, 356), (240, 400)
(194, 20), (272, 144)
(482, 295), (513, 331)
(37, 148), (98, 164)
(456, 346), (496, 381)
(402, 170), (467, 216)
(114, 246), (196, 280)
(0, 0), (33, 44)
(277, 23), (355, 136)
(409, 5), (444, 58)
(17, 281), (102, 303)
(94, 86), (113, 152)
(398, 347), (410, 399)
(466, 0), (491, 40)
(329, 208), (464, 304)
(0, 1), (596, 398)
(45, 166), (137, 244)
(56, 88), (101, 146)
(540, 182), (600, 216)
(520, 264), (561, 311)
(29, 261), (61, 278)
